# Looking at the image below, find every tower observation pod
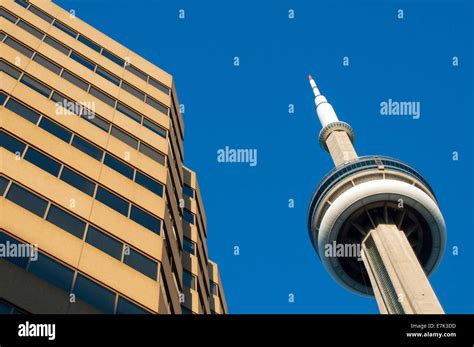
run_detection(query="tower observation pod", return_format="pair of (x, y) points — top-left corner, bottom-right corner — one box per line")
(307, 75), (446, 314)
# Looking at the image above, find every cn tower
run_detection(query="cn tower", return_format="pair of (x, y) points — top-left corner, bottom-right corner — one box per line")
(307, 75), (446, 314)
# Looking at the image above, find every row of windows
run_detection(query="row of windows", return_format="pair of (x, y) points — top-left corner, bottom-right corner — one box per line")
(11, 1), (171, 96)
(0, 229), (152, 314)
(0, 30), (168, 138)
(0, 91), (164, 197)
(0, 132), (162, 237)
(0, 176), (159, 280)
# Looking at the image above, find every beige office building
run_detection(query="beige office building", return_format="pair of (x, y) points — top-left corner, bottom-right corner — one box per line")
(0, 0), (227, 314)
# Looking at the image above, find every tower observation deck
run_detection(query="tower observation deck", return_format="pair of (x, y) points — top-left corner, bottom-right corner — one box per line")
(307, 75), (446, 314)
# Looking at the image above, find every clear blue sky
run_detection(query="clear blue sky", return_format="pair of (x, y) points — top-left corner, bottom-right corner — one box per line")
(55, 0), (474, 313)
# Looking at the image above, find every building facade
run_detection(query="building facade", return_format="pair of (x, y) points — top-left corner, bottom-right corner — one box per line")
(0, 0), (227, 314)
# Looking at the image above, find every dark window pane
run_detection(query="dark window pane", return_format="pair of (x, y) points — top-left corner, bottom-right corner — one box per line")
(183, 184), (194, 198)
(0, 231), (29, 269)
(183, 238), (195, 255)
(46, 205), (86, 239)
(0, 302), (12, 314)
(17, 20), (44, 39)
(116, 103), (141, 123)
(130, 206), (161, 235)
(116, 297), (150, 314)
(125, 64), (147, 81)
(60, 167), (95, 196)
(123, 248), (157, 280)
(104, 154), (134, 179)
(24, 148), (61, 176)
(44, 36), (70, 55)
(6, 98), (39, 124)
(52, 20), (77, 38)
(20, 75), (51, 98)
(29, 253), (74, 292)
(28, 5), (54, 23)
(181, 306), (193, 314)
(183, 209), (195, 225)
(77, 35), (101, 52)
(96, 67), (119, 86)
(4, 37), (33, 58)
(39, 117), (72, 143)
(71, 136), (103, 160)
(143, 118), (167, 139)
(82, 114), (110, 132)
(139, 143), (165, 165)
(73, 274), (115, 313)
(95, 187), (129, 216)
(0, 92), (7, 105)
(0, 9), (17, 23)
(33, 55), (61, 74)
(0, 130), (26, 155)
(86, 226), (122, 260)
(14, 0), (29, 9)
(149, 77), (170, 95)
(145, 97), (168, 115)
(183, 270), (195, 290)
(0, 176), (9, 196)
(101, 49), (125, 67)
(70, 52), (95, 70)
(89, 87), (115, 107)
(110, 126), (138, 149)
(61, 70), (89, 91)
(0, 61), (22, 79)
(135, 172), (163, 197)
(6, 183), (48, 217)
(121, 81), (144, 100)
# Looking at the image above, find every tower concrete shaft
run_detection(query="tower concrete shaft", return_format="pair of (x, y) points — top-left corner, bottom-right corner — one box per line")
(362, 224), (444, 314)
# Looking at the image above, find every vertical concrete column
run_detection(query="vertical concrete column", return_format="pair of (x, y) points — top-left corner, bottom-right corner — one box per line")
(325, 131), (358, 167)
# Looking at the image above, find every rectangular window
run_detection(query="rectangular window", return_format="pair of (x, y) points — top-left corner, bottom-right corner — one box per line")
(0, 177), (9, 196)
(89, 87), (115, 107)
(0, 231), (29, 269)
(82, 113), (110, 132)
(183, 209), (195, 225)
(146, 97), (168, 116)
(121, 81), (145, 100)
(60, 167), (96, 196)
(14, 0), (29, 9)
(103, 154), (134, 179)
(96, 67), (120, 86)
(77, 35), (101, 52)
(110, 126), (138, 149)
(142, 118), (167, 139)
(123, 248), (158, 280)
(149, 77), (170, 95)
(210, 281), (218, 295)
(116, 103), (142, 123)
(28, 5), (54, 23)
(39, 117), (72, 143)
(95, 187), (129, 216)
(6, 183), (48, 217)
(20, 75), (51, 98)
(17, 20), (44, 39)
(116, 297), (150, 314)
(0, 92), (6, 106)
(46, 204), (86, 239)
(43, 36), (70, 55)
(125, 64), (147, 81)
(138, 143), (166, 165)
(183, 238), (195, 255)
(70, 52), (95, 70)
(0, 61), (22, 79)
(85, 226), (123, 260)
(0, 130), (26, 155)
(72, 274), (115, 313)
(183, 270), (195, 290)
(71, 136), (103, 160)
(28, 253), (74, 292)
(101, 49), (125, 67)
(134, 172), (163, 197)
(183, 184), (195, 198)
(52, 20), (77, 38)
(24, 148), (61, 176)
(4, 37), (34, 58)
(0, 9), (18, 23)
(61, 70), (89, 91)
(33, 55), (62, 74)
(130, 206), (161, 235)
